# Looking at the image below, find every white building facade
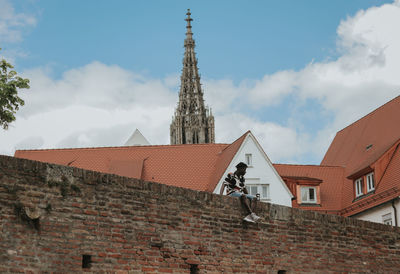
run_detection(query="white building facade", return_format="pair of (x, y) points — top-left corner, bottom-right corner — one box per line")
(353, 199), (400, 226)
(213, 132), (293, 207)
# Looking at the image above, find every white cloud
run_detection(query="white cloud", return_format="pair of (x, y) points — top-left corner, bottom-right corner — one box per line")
(0, 0), (36, 43)
(1, 62), (176, 155)
(216, 113), (304, 162)
(247, 2), (400, 113)
(19, 62), (176, 117)
(247, 70), (297, 107)
(1, 61), (301, 163)
(15, 136), (44, 150)
(202, 78), (244, 115)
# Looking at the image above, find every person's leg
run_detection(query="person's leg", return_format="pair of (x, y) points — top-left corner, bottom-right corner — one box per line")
(240, 194), (252, 215)
(229, 193), (257, 222)
(244, 194), (261, 222)
(241, 194), (256, 212)
(249, 195), (257, 212)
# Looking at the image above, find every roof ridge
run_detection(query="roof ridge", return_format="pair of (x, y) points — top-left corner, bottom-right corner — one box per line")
(273, 163), (344, 168)
(220, 130), (250, 153)
(337, 95), (400, 134)
(15, 143), (230, 152)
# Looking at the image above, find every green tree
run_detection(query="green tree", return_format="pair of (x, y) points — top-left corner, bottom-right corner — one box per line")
(0, 49), (30, 129)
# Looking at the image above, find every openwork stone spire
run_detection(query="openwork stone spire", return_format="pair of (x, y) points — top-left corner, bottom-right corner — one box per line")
(170, 9), (215, 145)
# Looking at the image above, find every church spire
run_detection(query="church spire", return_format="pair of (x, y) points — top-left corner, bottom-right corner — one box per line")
(185, 9), (193, 39)
(170, 10), (215, 145)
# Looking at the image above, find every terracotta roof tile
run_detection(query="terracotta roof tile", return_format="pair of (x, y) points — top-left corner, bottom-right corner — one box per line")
(14, 132), (250, 192)
(321, 96), (400, 213)
(322, 95), (400, 175)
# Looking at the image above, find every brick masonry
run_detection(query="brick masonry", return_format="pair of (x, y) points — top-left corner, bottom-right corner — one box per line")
(1, 155), (400, 273)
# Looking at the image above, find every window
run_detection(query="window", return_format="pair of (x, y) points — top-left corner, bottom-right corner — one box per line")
(355, 178), (364, 197)
(366, 172), (375, 192)
(382, 213), (392, 225)
(249, 186), (258, 196)
(262, 185), (269, 199)
(247, 184), (269, 200)
(245, 154), (252, 166)
(301, 187), (316, 203)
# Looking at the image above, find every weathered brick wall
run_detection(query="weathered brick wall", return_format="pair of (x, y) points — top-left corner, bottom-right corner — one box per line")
(1, 155), (400, 273)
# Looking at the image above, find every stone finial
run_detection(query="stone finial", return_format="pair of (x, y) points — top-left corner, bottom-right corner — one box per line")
(185, 9), (193, 37)
(186, 9), (192, 22)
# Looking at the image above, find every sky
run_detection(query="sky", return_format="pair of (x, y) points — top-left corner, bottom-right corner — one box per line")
(0, 0), (399, 164)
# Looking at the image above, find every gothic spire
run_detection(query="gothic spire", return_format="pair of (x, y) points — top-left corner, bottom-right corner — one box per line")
(170, 10), (215, 145)
(185, 9), (193, 40)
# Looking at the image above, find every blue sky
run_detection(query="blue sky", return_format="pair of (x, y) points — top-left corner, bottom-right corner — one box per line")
(1, 0), (399, 164)
(9, 0), (391, 78)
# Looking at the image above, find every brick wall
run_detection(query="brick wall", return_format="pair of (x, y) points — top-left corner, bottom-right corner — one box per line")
(1, 155), (400, 273)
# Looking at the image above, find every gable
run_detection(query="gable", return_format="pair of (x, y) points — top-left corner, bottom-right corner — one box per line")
(212, 132), (293, 207)
(124, 129), (150, 146)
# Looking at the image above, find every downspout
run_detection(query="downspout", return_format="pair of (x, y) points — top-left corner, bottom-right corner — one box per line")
(392, 198), (398, 227)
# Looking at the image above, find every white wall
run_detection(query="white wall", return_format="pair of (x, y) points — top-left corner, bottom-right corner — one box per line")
(213, 133), (292, 207)
(354, 198), (400, 226)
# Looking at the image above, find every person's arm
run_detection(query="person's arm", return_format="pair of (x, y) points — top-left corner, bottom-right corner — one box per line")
(220, 182), (226, 195)
(238, 175), (247, 194)
(221, 173), (234, 195)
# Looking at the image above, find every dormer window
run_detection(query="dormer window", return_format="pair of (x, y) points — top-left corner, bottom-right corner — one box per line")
(353, 171), (374, 199)
(283, 176), (322, 205)
(366, 172), (375, 192)
(355, 178), (363, 197)
(301, 187), (317, 203)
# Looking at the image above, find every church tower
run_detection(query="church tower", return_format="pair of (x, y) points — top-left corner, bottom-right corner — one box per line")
(170, 9), (215, 145)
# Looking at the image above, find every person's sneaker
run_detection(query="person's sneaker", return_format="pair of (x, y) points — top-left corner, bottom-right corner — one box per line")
(251, 213), (261, 222)
(243, 214), (256, 223)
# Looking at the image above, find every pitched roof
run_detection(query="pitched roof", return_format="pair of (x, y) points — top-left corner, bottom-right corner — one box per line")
(14, 132), (248, 192)
(274, 164), (347, 214)
(320, 95), (400, 215)
(322, 95), (400, 176)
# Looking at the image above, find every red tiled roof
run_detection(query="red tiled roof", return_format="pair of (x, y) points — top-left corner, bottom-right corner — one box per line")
(14, 132), (248, 192)
(322, 96), (400, 175)
(320, 96), (400, 214)
(340, 186), (400, 217)
(273, 164), (347, 214)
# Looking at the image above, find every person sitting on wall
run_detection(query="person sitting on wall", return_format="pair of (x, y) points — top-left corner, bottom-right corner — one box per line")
(220, 162), (261, 223)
